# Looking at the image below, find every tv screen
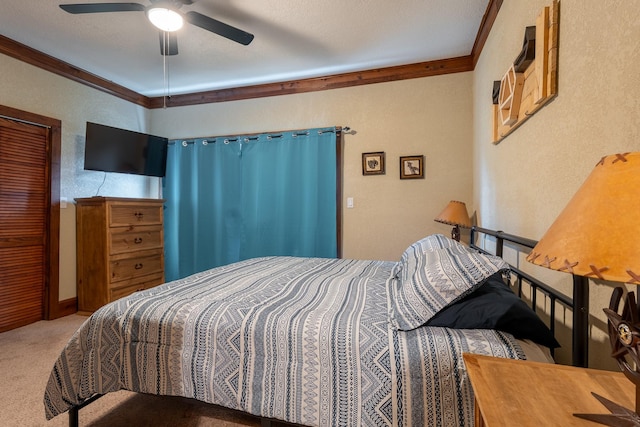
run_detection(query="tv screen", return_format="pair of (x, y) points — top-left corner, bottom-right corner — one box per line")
(84, 122), (168, 177)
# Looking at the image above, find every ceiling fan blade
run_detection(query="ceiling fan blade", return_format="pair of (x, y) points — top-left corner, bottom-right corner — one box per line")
(59, 3), (146, 14)
(149, 0), (194, 3)
(159, 31), (179, 56)
(185, 11), (254, 46)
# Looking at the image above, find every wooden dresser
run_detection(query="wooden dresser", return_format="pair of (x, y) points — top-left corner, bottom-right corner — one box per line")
(75, 197), (165, 313)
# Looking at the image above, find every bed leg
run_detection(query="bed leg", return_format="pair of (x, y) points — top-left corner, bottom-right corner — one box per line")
(67, 394), (103, 427)
(68, 407), (79, 427)
(261, 418), (272, 427)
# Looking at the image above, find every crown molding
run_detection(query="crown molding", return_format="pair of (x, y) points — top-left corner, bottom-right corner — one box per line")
(0, 34), (151, 108)
(147, 55), (474, 108)
(0, 0), (501, 108)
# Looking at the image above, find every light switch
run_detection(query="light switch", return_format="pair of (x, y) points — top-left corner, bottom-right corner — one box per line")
(347, 197), (354, 208)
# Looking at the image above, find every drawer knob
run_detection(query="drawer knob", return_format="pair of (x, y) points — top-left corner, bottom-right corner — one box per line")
(134, 212), (144, 220)
(135, 263), (144, 270)
(134, 237), (143, 244)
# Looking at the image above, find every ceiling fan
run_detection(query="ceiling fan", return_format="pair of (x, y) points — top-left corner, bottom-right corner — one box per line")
(59, 1), (254, 56)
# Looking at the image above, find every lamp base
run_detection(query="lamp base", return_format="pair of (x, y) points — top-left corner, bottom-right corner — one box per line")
(574, 392), (640, 426)
(451, 225), (461, 242)
(574, 288), (640, 426)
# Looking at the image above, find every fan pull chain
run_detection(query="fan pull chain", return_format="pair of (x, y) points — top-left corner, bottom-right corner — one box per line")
(162, 31), (169, 109)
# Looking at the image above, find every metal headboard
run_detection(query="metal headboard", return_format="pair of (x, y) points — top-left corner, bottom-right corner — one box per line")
(469, 226), (589, 367)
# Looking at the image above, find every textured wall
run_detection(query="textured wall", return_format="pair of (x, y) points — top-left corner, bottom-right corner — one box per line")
(1, 53), (473, 300)
(0, 55), (159, 299)
(473, 0), (640, 368)
(151, 73), (475, 262)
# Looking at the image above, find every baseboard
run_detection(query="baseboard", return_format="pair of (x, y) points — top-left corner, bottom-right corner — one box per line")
(52, 297), (78, 319)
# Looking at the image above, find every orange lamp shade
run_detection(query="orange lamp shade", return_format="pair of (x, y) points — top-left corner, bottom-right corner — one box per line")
(527, 152), (640, 284)
(434, 201), (472, 229)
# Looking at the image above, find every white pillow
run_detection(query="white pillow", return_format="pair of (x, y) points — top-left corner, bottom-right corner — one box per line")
(390, 244), (509, 331)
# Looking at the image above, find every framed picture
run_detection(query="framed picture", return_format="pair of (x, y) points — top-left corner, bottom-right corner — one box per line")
(362, 152), (385, 175)
(399, 155), (424, 179)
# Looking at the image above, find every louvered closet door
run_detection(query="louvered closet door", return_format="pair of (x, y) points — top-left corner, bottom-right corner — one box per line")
(0, 117), (48, 331)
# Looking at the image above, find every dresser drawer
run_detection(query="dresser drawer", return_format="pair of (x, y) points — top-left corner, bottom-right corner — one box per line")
(110, 251), (164, 283)
(110, 273), (165, 301)
(110, 226), (163, 255)
(109, 203), (163, 227)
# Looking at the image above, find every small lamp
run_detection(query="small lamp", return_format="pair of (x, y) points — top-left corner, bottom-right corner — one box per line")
(526, 152), (640, 425)
(434, 200), (471, 242)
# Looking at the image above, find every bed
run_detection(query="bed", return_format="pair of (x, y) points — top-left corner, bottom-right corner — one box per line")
(44, 228), (588, 426)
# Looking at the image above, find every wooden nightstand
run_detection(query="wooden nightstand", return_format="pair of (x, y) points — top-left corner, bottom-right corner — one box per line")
(463, 353), (636, 426)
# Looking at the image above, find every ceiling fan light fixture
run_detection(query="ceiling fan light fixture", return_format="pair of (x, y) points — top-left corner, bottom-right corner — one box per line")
(147, 7), (184, 32)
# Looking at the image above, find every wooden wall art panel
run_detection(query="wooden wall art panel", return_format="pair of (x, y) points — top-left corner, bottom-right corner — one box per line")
(492, 0), (559, 144)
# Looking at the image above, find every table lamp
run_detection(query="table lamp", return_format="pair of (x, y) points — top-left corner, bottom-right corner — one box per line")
(526, 152), (640, 425)
(434, 200), (471, 242)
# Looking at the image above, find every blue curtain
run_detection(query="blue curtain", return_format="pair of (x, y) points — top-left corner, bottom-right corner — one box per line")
(163, 127), (338, 281)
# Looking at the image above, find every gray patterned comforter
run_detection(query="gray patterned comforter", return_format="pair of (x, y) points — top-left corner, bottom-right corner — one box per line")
(44, 256), (524, 426)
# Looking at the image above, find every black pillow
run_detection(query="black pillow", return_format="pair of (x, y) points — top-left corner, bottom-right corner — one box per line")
(426, 272), (560, 348)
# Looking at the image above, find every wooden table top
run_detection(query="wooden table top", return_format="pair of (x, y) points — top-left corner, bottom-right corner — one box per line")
(463, 353), (637, 426)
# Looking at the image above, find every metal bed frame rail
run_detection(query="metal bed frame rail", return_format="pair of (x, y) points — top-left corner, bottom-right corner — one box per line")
(469, 226), (589, 368)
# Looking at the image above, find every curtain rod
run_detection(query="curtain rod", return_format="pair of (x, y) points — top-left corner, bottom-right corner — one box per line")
(169, 125), (349, 145)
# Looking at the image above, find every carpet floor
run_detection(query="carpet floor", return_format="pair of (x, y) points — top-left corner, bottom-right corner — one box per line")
(0, 314), (266, 427)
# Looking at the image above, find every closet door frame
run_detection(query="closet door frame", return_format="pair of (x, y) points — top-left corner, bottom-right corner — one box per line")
(0, 104), (62, 320)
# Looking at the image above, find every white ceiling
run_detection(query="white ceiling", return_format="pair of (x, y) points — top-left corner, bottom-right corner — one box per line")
(1, 0), (489, 97)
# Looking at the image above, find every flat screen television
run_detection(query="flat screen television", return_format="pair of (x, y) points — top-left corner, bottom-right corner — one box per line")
(84, 122), (168, 177)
